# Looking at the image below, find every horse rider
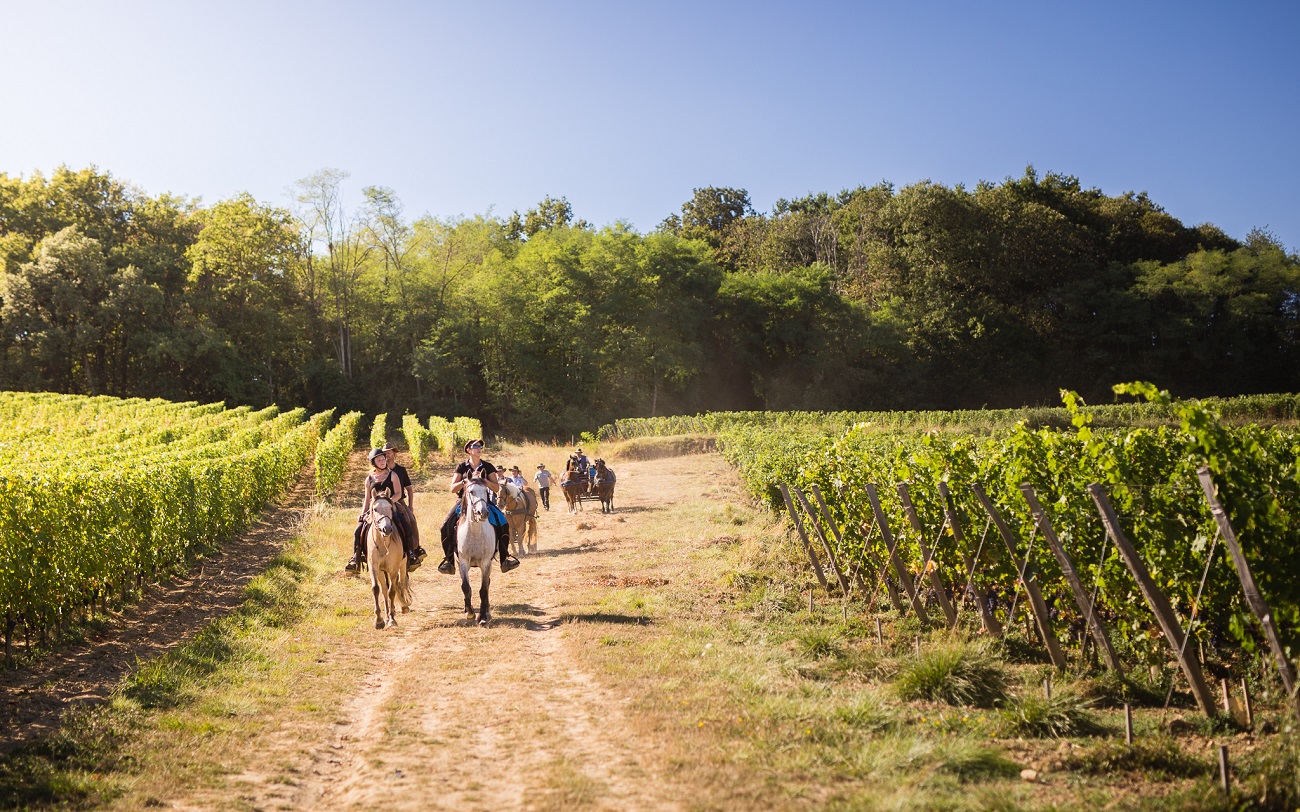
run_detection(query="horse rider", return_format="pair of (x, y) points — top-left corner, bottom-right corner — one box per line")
(507, 465), (526, 488)
(533, 463), (553, 510)
(383, 442), (427, 567)
(436, 439), (520, 575)
(573, 447), (591, 475)
(346, 448), (421, 572)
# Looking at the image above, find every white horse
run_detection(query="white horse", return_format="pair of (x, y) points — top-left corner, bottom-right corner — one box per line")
(499, 481), (538, 555)
(367, 492), (412, 629)
(457, 478), (496, 626)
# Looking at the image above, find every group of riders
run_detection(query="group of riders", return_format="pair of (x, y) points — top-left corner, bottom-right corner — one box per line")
(343, 440), (600, 576)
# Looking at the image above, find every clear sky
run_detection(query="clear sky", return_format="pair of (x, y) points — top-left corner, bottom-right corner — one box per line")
(2, 1), (1297, 249)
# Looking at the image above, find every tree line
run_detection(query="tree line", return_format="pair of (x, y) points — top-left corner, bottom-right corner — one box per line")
(1, 165), (1296, 434)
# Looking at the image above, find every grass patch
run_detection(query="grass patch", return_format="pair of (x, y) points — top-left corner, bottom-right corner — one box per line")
(605, 434), (717, 461)
(1062, 737), (1210, 779)
(996, 691), (1108, 738)
(796, 628), (845, 660)
(0, 541), (317, 808)
(894, 643), (1008, 708)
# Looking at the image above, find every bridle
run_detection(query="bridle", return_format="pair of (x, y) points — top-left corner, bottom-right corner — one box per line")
(462, 480), (490, 524)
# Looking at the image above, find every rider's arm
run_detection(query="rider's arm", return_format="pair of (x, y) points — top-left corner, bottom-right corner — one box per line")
(359, 478), (373, 520)
(449, 470), (466, 495)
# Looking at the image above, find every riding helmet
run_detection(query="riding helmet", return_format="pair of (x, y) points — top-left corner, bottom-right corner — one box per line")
(368, 448), (385, 464)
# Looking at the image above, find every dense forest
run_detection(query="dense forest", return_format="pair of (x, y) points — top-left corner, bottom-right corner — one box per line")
(1, 166), (1296, 434)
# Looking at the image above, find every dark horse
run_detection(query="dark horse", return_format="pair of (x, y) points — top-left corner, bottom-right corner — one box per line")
(592, 459), (616, 514)
(560, 454), (590, 513)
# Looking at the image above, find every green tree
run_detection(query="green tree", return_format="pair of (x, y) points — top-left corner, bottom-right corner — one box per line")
(0, 226), (112, 393)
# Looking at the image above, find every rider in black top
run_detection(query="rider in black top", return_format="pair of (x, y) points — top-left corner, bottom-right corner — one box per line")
(382, 442), (426, 567)
(437, 439), (520, 575)
(346, 448), (421, 571)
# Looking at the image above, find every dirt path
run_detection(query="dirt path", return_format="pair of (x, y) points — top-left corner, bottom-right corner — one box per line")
(0, 462), (320, 754)
(236, 456), (685, 812)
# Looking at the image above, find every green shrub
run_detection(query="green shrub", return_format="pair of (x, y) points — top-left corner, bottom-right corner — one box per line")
(996, 691), (1108, 738)
(797, 628), (844, 660)
(893, 643), (1008, 708)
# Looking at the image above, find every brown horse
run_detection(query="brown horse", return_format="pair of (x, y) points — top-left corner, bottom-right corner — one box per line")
(499, 482), (538, 555)
(559, 469), (588, 513)
(592, 459), (616, 514)
(366, 493), (412, 629)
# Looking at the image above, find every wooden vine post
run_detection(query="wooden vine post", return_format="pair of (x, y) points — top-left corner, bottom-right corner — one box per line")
(808, 485), (905, 612)
(865, 484), (930, 625)
(778, 483), (830, 592)
(1088, 484), (1217, 717)
(971, 484), (1068, 670)
(1020, 484), (1124, 675)
(1197, 467), (1299, 712)
(897, 483), (958, 627)
(791, 485), (851, 595)
(938, 482), (1003, 636)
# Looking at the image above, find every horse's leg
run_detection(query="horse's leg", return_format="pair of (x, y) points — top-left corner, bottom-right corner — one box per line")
(460, 561), (474, 621)
(372, 575), (384, 630)
(384, 568), (398, 628)
(527, 517), (537, 553)
(478, 565), (491, 626)
(398, 565), (412, 613)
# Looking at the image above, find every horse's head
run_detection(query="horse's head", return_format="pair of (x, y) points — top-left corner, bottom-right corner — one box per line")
(501, 481), (529, 510)
(370, 490), (396, 535)
(462, 478), (491, 523)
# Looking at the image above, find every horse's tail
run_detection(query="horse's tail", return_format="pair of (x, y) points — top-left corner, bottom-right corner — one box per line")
(526, 516), (538, 549)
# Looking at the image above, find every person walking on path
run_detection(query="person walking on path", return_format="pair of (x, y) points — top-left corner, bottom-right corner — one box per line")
(534, 463), (554, 510)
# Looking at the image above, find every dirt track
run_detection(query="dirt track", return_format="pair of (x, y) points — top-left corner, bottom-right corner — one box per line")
(255, 456), (685, 811)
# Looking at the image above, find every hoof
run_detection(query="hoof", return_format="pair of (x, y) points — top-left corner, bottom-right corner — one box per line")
(374, 618), (385, 630)
(466, 611), (476, 621)
(478, 617), (490, 627)
(401, 605), (410, 614)
(529, 545), (537, 553)
(385, 618), (397, 629)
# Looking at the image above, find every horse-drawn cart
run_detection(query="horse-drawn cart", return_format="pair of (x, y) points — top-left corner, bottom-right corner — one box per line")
(560, 459), (616, 513)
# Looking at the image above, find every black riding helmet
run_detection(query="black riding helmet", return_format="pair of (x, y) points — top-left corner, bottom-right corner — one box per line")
(368, 448), (385, 464)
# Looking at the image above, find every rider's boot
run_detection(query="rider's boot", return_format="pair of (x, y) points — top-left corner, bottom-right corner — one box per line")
(397, 523), (421, 573)
(437, 522), (456, 575)
(345, 526), (366, 572)
(496, 524), (519, 573)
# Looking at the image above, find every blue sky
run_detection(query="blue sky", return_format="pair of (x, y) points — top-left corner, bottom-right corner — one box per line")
(2, 1), (1297, 249)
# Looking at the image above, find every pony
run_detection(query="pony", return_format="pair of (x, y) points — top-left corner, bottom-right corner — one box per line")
(592, 459), (616, 514)
(456, 478), (496, 626)
(366, 490), (412, 629)
(499, 481), (538, 555)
